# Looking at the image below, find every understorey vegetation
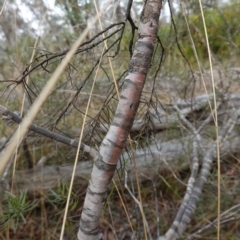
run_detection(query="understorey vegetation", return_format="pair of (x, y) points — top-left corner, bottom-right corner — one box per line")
(0, 0), (240, 239)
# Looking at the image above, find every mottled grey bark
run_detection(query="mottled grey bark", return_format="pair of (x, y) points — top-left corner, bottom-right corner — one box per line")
(77, 1), (163, 239)
(5, 131), (240, 193)
(159, 109), (239, 240)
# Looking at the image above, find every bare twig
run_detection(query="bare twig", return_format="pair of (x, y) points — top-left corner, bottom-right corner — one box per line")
(0, 105), (98, 160)
(186, 203), (240, 239)
(160, 110), (239, 240)
(124, 170), (153, 240)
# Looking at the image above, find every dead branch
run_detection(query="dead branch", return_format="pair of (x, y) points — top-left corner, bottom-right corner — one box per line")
(7, 132), (240, 193)
(0, 105), (98, 160)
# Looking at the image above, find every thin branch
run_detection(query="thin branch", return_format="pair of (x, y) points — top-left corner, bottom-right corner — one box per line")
(161, 110), (239, 239)
(0, 105), (98, 160)
(125, 170), (153, 240)
(186, 204), (240, 240)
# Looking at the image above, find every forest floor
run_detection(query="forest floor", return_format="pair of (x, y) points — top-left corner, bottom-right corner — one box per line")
(1, 67), (240, 240)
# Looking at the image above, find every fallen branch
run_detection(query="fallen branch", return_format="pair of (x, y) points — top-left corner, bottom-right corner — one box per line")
(100, 93), (240, 132)
(1, 94), (240, 195)
(7, 133), (240, 193)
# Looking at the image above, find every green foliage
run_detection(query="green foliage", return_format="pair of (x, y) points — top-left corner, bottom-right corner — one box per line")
(0, 191), (37, 232)
(1, 1), (240, 239)
(55, 0), (92, 32)
(158, 2), (240, 66)
(48, 181), (79, 212)
(187, 3), (239, 57)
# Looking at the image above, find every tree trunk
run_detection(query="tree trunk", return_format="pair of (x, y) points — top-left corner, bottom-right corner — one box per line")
(77, 1), (163, 239)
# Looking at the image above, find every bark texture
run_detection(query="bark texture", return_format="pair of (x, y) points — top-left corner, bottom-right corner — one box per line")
(7, 133), (240, 193)
(77, 1), (163, 239)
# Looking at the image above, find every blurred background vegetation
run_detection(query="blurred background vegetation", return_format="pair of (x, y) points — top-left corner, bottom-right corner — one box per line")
(0, 0), (240, 239)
